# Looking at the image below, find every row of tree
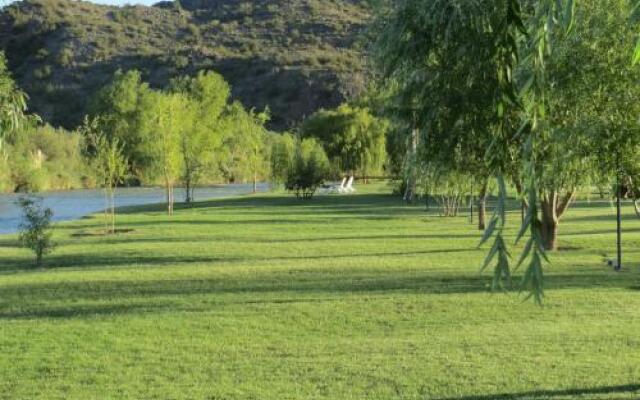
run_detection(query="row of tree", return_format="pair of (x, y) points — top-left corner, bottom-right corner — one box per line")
(86, 69), (271, 215)
(2, 52), (392, 227)
(374, 0), (640, 301)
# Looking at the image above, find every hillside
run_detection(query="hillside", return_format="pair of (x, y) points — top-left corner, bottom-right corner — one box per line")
(0, 0), (371, 130)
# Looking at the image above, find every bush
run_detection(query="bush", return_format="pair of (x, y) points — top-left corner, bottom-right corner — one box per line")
(17, 195), (55, 267)
(285, 137), (329, 199)
(57, 47), (74, 67)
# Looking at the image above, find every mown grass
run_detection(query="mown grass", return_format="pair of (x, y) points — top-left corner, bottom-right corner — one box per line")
(0, 184), (639, 399)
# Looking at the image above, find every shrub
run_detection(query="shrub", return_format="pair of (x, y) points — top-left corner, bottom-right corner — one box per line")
(17, 195), (55, 267)
(285, 137), (329, 199)
(33, 65), (52, 80)
(57, 47), (74, 67)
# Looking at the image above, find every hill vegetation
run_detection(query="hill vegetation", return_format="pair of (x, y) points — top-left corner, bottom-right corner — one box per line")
(0, 0), (371, 130)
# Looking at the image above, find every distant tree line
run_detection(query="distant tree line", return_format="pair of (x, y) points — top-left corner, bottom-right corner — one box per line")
(1, 51), (391, 215)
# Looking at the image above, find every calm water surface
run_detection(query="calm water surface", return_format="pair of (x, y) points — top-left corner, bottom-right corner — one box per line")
(0, 184), (268, 234)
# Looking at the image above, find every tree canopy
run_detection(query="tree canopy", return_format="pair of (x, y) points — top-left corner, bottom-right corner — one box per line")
(301, 104), (388, 178)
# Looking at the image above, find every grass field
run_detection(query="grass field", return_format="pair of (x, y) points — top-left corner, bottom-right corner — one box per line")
(1, 184), (639, 399)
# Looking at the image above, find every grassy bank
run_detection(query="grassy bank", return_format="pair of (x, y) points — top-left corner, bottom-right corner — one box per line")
(0, 184), (639, 399)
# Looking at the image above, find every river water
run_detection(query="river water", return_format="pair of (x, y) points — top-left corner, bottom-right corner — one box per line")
(0, 183), (269, 234)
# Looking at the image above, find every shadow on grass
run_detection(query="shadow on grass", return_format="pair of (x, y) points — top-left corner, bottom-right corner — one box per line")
(436, 383), (640, 400)
(0, 303), (167, 320)
(0, 247), (481, 271)
(118, 193), (403, 215)
(0, 266), (635, 320)
(68, 232), (485, 246)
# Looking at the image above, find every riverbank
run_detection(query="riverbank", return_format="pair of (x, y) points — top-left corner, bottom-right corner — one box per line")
(0, 183), (269, 234)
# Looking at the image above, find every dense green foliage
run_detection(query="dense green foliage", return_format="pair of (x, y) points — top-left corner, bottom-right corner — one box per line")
(0, 0), (370, 130)
(301, 104), (388, 177)
(1, 186), (640, 398)
(1, 122), (88, 193)
(90, 69), (275, 211)
(374, 0), (640, 301)
(1, 54), (291, 197)
(285, 136), (330, 198)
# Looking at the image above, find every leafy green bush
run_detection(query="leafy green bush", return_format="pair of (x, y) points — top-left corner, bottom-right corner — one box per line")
(17, 195), (55, 267)
(285, 137), (329, 199)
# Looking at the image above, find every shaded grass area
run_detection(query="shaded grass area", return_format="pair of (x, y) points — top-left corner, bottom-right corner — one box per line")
(0, 185), (639, 399)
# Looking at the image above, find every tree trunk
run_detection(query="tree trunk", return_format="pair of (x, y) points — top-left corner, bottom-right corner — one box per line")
(634, 200), (640, 219)
(539, 191), (574, 251)
(477, 182), (488, 231)
(103, 187), (109, 234)
(110, 188), (116, 234)
(253, 171), (257, 194)
(541, 215), (559, 251)
(404, 127), (418, 203)
(166, 179), (174, 215)
(185, 176), (192, 204)
(170, 185), (174, 215)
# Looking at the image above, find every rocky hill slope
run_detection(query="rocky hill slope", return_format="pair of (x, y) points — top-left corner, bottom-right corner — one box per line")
(0, 0), (371, 129)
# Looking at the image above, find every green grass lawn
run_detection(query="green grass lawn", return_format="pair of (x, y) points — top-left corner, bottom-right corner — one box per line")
(1, 184), (639, 399)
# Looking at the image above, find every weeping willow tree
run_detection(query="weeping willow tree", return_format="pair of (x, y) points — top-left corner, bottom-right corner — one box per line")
(301, 104), (388, 180)
(0, 51), (28, 154)
(374, 0), (640, 303)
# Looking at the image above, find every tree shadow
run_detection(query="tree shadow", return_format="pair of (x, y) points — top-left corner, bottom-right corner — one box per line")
(0, 303), (168, 320)
(0, 247), (481, 272)
(70, 232), (483, 246)
(436, 383), (640, 400)
(0, 265), (636, 320)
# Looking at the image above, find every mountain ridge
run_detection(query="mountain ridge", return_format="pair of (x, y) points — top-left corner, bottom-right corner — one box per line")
(0, 0), (371, 130)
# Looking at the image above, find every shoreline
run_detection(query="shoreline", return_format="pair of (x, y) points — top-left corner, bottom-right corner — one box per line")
(0, 183), (270, 235)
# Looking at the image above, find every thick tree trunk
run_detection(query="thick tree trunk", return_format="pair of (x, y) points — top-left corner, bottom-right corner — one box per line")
(539, 191), (574, 251)
(543, 220), (559, 251)
(477, 182), (488, 231)
(540, 210), (559, 251)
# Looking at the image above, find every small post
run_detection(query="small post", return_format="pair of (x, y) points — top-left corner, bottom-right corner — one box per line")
(616, 162), (623, 271)
(470, 195), (474, 223)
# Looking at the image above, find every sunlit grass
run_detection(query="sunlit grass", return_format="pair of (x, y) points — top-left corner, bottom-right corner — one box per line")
(0, 184), (639, 399)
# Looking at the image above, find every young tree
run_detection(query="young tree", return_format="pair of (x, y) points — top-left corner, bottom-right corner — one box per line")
(82, 117), (128, 234)
(17, 195), (54, 267)
(170, 71), (231, 202)
(90, 70), (150, 178)
(286, 137), (330, 199)
(220, 102), (270, 191)
(270, 132), (296, 187)
(140, 91), (187, 215)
